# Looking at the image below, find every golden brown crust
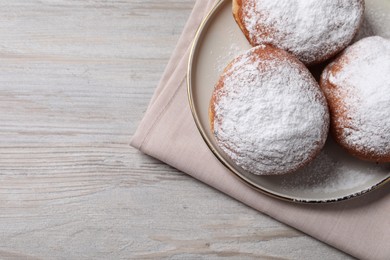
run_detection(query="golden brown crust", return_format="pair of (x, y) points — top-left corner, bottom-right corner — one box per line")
(232, 0), (252, 46)
(233, 0), (267, 47)
(320, 57), (390, 163)
(209, 74), (224, 133)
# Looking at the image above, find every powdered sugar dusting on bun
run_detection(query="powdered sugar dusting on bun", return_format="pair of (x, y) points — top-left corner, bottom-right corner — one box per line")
(320, 36), (390, 162)
(210, 45), (329, 176)
(233, 0), (364, 65)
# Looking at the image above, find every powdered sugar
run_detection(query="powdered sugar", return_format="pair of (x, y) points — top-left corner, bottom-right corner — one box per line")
(212, 46), (329, 175)
(240, 0), (364, 65)
(326, 36), (390, 157)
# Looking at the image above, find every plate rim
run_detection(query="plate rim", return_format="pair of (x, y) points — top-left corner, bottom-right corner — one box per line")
(187, 0), (390, 204)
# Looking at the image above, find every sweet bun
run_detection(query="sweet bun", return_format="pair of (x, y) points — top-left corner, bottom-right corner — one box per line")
(233, 0), (364, 65)
(210, 45), (329, 175)
(320, 36), (390, 162)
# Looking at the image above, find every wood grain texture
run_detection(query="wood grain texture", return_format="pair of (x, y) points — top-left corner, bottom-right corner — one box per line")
(0, 0), (354, 259)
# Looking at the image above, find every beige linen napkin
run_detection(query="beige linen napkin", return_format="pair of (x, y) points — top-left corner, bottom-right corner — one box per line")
(131, 1), (390, 259)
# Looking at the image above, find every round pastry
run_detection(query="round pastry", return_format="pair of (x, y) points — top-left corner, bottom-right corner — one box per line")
(320, 36), (390, 163)
(232, 0), (364, 65)
(209, 45), (330, 176)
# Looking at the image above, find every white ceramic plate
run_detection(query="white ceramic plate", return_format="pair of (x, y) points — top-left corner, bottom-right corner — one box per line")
(188, 0), (390, 203)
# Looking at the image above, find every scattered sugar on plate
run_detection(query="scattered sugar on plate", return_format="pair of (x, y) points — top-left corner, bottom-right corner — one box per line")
(273, 139), (390, 194)
(215, 42), (244, 72)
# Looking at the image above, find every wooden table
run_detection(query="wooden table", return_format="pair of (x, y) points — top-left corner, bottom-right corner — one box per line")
(0, 1), (354, 259)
